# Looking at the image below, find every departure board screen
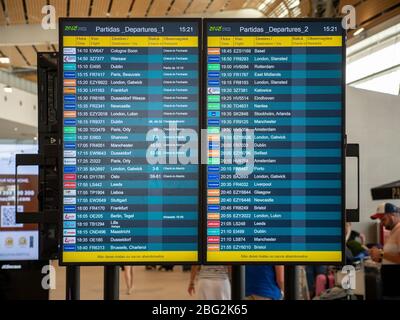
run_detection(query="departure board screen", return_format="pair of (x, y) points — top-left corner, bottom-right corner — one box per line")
(60, 19), (201, 264)
(204, 19), (345, 263)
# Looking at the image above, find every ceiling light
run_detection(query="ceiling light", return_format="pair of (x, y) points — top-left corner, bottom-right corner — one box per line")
(4, 86), (12, 93)
(353, 27), (365, 36)
(0, 57), (10, 64)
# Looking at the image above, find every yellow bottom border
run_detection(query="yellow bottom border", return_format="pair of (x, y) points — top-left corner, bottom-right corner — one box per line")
(207, 251), (342, 262)
(63, 251), (198, 263)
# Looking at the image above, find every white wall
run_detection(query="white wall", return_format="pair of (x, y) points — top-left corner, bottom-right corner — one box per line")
(0, 83), (37, 127)
(346, 86), (400, 242)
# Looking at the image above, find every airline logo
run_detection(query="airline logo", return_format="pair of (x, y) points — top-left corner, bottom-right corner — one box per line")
(208, 174), (220, 181)
(208, 142), (220, 149)
(207, 236), (220, 243)
(64, 189), (77, 196)
(207, 228), (220, 236)
(64, 87), (76, 94)
(208, 182), (220, 188)
(208, 127), (220, 134)
(64, 174), (76, 180)
(208, 166), (220, 172)
(64, 111), (77, 118)
(64, 104), (76, 111)
(208, 56), (220, 63)
(63, 48), (76, 55)
(207, 103), (220, 110)
(64, 143), (76, 149)
(208, 80), (220, 86)
(64, 96), (76, 103)
(207, 197), (220, 204)
(207, 87), (220, 94)
(208, 158), (220, 165)
(63, 205), (76, 213)
(64, 182), (76, 189)
(207, 205), (220, 211)
(63, 229), (76, 236)
(207, 189), (220, 196)
(64, 134), (76, 142)
(64, 63), (76, 71)
(63, 213), (76, 220)
(63, 237), (76, 244)
(207, 220), (220, 228)
(64, 119), (77, 126)
(63, 244), (76, 251)
(208, 134), (220, 142)
(207, 244), (220, 251)
(64, 79), (77, 87)
(64, 197), (76, 205)
(208, 119), (220, 126)
(64, 166), (76, 173)
(64, 150), (77, 158)
(208, 213), (220, 220)
(208, 150), (220, 157)
(208, 64), (220, 71)
(63, 221), (76, 229)
(64, 71), (76, 79)
(207, 71), (220, 78)
(64, 126), (76, 133)
(208, 95), (220, 102)
(63, 55), (76, 63)
(64, 158), (77, 165)
(208, 48), (220, 55)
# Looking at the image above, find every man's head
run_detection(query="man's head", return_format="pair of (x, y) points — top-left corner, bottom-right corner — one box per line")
(371, 202), (400, 230)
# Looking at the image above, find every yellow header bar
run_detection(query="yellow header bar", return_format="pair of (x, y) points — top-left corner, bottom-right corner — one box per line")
(63, 251), (198, 263)
(207, 251), (342, 262)
(63, 36), (198, 47)
(208, 36), (342, 47)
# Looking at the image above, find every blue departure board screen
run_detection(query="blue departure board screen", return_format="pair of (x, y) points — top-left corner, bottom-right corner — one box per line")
(204, 19), (345, 263)
(60, 19), (201, 264)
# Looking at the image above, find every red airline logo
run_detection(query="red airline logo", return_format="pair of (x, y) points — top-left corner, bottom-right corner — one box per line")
(207, 236), (220, 243)
(64, 174), (76, 180)
(64, 182), (76, 189)
(207, 221), (220, 228)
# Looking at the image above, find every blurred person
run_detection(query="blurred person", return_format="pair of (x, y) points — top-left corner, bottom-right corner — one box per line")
(245, 265), (284, 300)
(158, 265), (174, 271)
(346, 222), (369, 260)
(305, 265), (328, 298)
(188, 265), (231, 300)
(346, 222), (366, 246)
(369, 202), (400, 299)
(122, 266), (134, 295)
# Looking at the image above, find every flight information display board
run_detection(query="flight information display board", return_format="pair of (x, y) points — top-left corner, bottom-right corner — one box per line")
(204, 19), (345, 263)
(59, 19), (201, 264)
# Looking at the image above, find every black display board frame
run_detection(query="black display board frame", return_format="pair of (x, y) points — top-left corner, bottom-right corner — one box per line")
(58, 18), (203, 266)
(201, 18), (346, 265)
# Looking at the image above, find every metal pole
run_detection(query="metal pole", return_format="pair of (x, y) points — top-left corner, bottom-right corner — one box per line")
(66, 266), (80, 300)
(104, 266), (120, 300)
(284, 265), (297, 300)
(231, 265), (245, 300)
